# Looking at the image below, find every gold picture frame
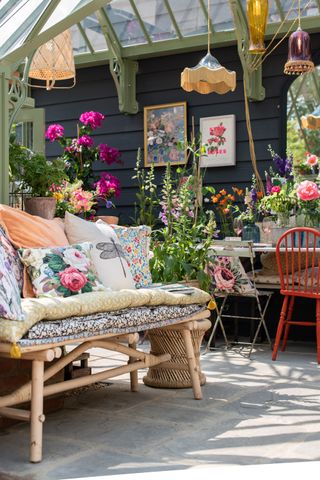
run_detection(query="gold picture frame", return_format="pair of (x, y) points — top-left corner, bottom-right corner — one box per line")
(144, 101), (187, 167)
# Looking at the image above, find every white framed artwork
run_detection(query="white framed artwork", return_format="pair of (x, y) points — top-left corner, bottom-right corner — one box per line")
(200, 114), (236, 168)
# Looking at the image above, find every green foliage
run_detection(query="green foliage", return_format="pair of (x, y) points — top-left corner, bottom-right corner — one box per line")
(150, 163), (217, 291)
(287, 119), (306, 161)
(133, 148), (159, 227)
(9, 134), (67, 197)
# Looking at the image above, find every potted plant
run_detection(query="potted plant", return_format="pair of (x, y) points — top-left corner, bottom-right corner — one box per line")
(9, 137), (67, 219)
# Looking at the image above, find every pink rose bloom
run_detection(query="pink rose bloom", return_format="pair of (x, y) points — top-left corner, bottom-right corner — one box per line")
(306, 154), (318, 167)
(77, 135), (94, 148)
(79, 111), (104, 129)
(296, 180), (320, 201)
(214, 266), (236, 291)
(271, 186), (281, 194)
(45, 124), (64, 142)
(59, 267), (88, 292)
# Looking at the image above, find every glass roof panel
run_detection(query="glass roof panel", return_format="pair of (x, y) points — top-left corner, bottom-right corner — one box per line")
(167, 0), (207, 37)
(241, 0), (320, 24)
(40, 0), (94, 32)
(134, 0), (176, 42)
(210, 0), (234, 32)
(70, 24), (90, 55)
(104, 1), (148, 47)
(80, 13), (108, 51)
(0, 0), (51, 57)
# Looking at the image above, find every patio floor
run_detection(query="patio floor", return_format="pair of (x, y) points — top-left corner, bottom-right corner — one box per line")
(1, 341), (320, 480)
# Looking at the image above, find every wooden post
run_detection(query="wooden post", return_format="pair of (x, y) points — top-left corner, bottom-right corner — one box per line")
(182, 329), (202, 400)
(128, 338), (138, 392)
(30, 360), (45, 463)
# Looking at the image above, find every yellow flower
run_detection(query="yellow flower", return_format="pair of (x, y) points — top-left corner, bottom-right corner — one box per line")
(53, 192), (64, 202)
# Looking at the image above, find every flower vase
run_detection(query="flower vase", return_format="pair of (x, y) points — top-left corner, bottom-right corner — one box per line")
(24, 197), (57, 220)
(242, 222), (260, 243)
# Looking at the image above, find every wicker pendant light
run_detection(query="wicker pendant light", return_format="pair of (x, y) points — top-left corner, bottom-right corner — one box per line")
(29, 29), (76, 90)
(181, 0), (236, 95)
(284, 0), (314, 75)
(301, 106), (320, 130)
(247, 0), (269, 54)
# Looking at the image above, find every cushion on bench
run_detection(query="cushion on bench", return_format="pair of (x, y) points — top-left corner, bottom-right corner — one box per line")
(0, 288), (211, 344)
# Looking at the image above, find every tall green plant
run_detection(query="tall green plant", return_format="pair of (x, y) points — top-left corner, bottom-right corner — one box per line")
(133, 148), (159, 227)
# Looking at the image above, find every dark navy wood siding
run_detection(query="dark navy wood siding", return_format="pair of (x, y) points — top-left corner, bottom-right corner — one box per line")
(33, 34), (320, 223)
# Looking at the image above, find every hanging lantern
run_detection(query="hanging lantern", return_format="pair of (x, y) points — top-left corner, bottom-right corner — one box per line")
(29, 30), (75, 90)
(181, 52), (236, 94)
(301, 105), (320, 130)
(284, 28), (315, 75)
(247, 0), (269, 54)
(181, 0), (236, 94)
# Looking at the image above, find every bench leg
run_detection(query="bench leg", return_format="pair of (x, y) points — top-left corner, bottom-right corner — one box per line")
(128, 339), (139, 392)
(30, 360), (45, 463)
(182, 329), (202, 400)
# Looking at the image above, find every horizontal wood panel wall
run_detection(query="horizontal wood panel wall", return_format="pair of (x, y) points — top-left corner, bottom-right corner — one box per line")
(32, 34), (320, 223)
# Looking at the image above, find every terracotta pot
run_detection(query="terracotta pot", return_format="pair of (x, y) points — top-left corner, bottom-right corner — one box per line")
(95, 215), (119, 225)
(24, 197), (57, 220)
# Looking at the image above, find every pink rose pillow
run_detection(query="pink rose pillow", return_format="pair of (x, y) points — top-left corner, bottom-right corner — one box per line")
(19, 243), (106, 298)
(207, 255), (254, 295)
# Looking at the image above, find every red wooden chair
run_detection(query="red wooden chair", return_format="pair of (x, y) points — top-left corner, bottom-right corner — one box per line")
(272, 227), (320, 363)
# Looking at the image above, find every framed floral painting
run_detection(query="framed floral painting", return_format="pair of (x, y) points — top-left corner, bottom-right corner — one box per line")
(200, 114), (236, 168)
(144, 102), (187, 167)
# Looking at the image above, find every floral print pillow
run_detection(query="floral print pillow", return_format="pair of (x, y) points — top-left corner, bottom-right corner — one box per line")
(0, 234), (24, 321)
(19, 243), (106, 298)
(111, 225), (152, 288)
(207, 255), (254, 294)
(0, 226), (23, 293)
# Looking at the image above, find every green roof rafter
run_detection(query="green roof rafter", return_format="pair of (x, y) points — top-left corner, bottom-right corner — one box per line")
(76, 22), (95, 54)
(128, 0), (152, 45)
(163, 0), (183, 40)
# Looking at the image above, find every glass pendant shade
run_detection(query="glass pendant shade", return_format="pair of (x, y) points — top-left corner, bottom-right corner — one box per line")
(301, 106), (320, 130)
(247, 0), (269, 54)
(284, 28), (315, 75)
(181, 52), (236, 94)
(29, 30), (75, 90)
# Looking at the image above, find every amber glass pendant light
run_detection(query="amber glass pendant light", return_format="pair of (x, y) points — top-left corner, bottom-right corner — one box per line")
(181, 0), (236, 94)
(284, 0), (315, 75)
(247, 0), (269, 54)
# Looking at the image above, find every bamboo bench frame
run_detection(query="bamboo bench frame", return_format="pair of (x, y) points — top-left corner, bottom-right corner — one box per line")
(0, 309), (210, 463)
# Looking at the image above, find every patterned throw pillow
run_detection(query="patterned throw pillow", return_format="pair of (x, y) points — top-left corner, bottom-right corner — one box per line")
(19, 243), (106, 298)
(107, 224), (152, 288)
(0, 226), (23, 293)
(207, 255), (255, 295)
(0, 233), (24, 320)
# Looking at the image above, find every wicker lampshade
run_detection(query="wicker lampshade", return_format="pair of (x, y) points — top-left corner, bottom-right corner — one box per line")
(247, 0), (269, 54)
(284, 28), (315, 75)
(29, 30), (75, 90)
(301, 106), (320, 130)
(181, 52), (236, 94)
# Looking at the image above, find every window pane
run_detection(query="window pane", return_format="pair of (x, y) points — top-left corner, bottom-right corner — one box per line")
(104, 0), (148, 46)
(40, 0), (93, 32)
(167, 0), (207, 37)
(71, 24), (89, 54)
(80, 13), (108, 52)
(134, 0), (176, 42)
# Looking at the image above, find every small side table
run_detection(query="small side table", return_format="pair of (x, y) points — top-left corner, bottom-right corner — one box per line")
(143, 317), (211, 399)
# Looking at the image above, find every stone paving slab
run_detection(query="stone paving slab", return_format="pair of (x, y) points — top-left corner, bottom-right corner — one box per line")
(0, 343), (320, 479)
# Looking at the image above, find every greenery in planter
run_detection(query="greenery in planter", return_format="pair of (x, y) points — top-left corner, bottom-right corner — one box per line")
(133, 148), (159, 228)
(9, 133), (67, 197)
(149, 163), (217, 291)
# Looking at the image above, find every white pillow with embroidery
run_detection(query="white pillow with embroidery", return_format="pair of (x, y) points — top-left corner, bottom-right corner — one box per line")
(64, 212), (135, 291)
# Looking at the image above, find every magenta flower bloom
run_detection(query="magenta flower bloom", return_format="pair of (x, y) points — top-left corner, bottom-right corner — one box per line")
(77, 135), (94, 148)
(45, 124), (64, 142)
(95, 172), (121, 199)
(79, 111), (104, 129)
(98, 143), (121, 165)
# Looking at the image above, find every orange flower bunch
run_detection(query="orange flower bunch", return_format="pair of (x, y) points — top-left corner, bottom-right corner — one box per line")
(211, 187), (244, 216)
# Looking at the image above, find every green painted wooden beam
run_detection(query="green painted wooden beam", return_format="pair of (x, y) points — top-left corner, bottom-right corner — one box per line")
(1, 0), (113, 65)
(274, 0), (285, 21)
(95, 8), (138, 114)
(77, 22), (95, 54)
(163, 0), (183, 40)
(128, 0), (152, 45)
(0, 67), (10, 205)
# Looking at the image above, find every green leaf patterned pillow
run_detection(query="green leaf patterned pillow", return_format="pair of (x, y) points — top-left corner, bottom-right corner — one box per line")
(19, 243), (106, 298)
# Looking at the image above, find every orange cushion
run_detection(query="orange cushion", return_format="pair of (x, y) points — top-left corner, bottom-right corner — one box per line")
(0, 205), (69, 297)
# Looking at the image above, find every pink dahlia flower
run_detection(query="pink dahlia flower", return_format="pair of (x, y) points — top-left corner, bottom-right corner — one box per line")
(45, 124), (64, 142)
(271, 186), (281, 194)
(296, 180), (320, 201)
(59, 267), (88, 292)
(98, 144), (121, 165)
(77, 135), (94, 148)
(79, 111), (104, 129)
